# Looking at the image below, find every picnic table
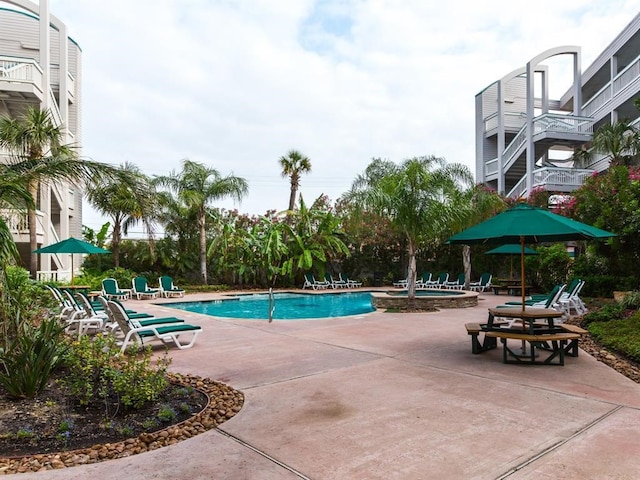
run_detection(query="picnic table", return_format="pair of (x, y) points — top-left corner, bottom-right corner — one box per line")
(465, 307), (586, 365)
(491, 283), (533, 296)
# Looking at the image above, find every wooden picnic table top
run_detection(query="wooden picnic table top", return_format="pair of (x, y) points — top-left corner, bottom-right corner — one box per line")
(488, 307), (563, 319)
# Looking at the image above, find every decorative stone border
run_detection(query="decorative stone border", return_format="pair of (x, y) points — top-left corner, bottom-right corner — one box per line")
(371, 290), (479, 311)
(0, 373), (244, 475)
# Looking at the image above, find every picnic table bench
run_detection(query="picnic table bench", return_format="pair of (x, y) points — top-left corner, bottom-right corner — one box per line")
(465, 320), (588, 365)
(485, 330), (580, 365)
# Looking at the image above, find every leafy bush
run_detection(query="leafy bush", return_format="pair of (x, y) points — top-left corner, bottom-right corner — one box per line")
(526, 244), (572, 291)
(582, 303), (625, 325)
(619, 291), (640, 310)
(0, 317), (68, 398)
(589, 312), (640, 362)
(61, 335), (171, 414)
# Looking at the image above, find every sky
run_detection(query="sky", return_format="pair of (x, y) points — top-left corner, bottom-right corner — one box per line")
(33, 1), (640, 233)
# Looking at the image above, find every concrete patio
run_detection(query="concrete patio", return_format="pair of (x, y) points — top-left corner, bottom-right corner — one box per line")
(16, 291), (640, 479)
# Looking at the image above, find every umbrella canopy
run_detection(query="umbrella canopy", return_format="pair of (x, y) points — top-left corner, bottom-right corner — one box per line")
(447, 203), (616, 308)
(33, 237), (110, 284)
(485, 244), (539, 255)
(486, 243), (539, 280)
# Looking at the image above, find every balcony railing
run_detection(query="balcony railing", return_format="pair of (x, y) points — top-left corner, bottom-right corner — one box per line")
(583, 52), (640, 118)
(0, 56), (44, 93)
(506, 167), (595, 199)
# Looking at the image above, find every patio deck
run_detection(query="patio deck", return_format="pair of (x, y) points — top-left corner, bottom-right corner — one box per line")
(17, 291), (640, 479)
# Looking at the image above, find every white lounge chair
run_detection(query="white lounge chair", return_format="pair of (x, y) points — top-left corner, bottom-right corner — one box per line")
(469, 273), (492, 292)
(107, 300), (201, 353)
(302, 273), (329, 290)
(159, 276), (185, 298)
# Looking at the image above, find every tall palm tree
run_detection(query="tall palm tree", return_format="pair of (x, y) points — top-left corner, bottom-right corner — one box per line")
(154, 159), (248, 284)
(0, 106), (117, 278)
(590, 120), (640, 167)
(345, 156), (473, 308)
(279, 149), (311, 211)
(85, 162), (157, 267)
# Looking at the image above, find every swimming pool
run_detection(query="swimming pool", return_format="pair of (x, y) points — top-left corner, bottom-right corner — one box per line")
(163, 292), (376, 320)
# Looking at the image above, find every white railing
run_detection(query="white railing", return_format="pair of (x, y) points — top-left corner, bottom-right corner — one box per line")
(613, 54), (640, 97)
(506, 167), (595, 199)
(37, 270), (71, 282)
(507, 176), (527, 200)
(2, 209), (46, 236)
(502, 126), (527, 167)
(483, 111), (525, 133)
(0, 56), (44, 93)
(533, 167), (594, 187)
(484, 158), (499, 176)
(583, 53), (640, 118)
(532, 113), (594, 135)
(48, 88), (63, 126)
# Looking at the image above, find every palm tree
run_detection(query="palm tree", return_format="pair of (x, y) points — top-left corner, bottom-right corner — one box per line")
(279, 149), (311, 211)
(0, 106), (117, 278)
(154, 159), (248, 284)
(590, 120), (640, 167)
(85, 162), (157, 267)
(344, 156), (473, 308)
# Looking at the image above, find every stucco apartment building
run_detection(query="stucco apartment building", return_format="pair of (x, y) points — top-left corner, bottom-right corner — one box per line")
(0, 0), (81, 279)
(476, 12), (640, 202)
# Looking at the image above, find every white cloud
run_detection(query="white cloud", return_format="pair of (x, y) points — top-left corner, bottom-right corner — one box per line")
(39, 0), (640, 232)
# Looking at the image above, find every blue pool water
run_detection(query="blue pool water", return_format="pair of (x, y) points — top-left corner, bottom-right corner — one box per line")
(163, 292), (376, 320)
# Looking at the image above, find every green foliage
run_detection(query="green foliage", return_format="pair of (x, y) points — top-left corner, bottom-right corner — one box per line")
(618, 291), (640, 310)
(97, 267), (137, 291)
(61, 335), (171, 414)
(156, 404), (177, 422)
(525, 244), (572, 291)
(582, 303), (624, 325)
(589, 311), (640, 362)
(566, 166), (640, 279)
(0, 316), (67, 398)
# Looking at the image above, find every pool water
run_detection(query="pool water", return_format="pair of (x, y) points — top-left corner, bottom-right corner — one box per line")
(163, 292), (376, 320)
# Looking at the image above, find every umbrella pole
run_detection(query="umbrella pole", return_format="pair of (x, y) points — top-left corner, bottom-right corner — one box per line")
(520, 236), (527, 355)
(71, 254), (74, 286)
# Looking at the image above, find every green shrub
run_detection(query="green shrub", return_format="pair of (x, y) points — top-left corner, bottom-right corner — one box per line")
(589, 312), (640, 362)
(619, 291), (640, 310)
(0, 316), (68, 398)
(582, 303), (625, 325)
(157, 404), (177, 422)
(61, 335), (171, 414)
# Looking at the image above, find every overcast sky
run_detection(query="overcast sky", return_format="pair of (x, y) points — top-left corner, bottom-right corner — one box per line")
(43, 0), (640, 233)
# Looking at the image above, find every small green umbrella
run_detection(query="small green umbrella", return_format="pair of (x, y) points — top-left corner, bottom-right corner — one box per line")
(33, 237), (110, 285)
(447, 203), (616, 309)
(485, 244), (539, 280)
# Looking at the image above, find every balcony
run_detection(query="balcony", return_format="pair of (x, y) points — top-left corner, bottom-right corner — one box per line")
(506, 167), (595, 199)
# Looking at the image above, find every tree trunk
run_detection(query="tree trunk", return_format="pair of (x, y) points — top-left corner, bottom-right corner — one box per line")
(406, 240), (417, 310)
(28, 181), (38, 279)
(462, 245), (472, 289)
(112, 219), (122, 268)
(288, 184), (297, 211)
(199, 210), (207, 284)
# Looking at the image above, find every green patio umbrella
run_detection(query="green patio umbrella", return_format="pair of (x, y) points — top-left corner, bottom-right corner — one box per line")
(33, 237), (110, 285)
(447, 203), (616, 309)
(485, 244), (539, 280)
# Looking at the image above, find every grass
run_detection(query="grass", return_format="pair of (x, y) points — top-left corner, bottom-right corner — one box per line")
(588, 311), (640, 362)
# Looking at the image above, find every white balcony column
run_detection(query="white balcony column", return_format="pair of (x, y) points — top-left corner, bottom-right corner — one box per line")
(541, 69), (549, 114)
(525, 61), (535, 195)
(497, 80), (505, 193)
(39, 0), (51, 111)
(610, 55), (618, 103)
(58, 23), (69, 138)
(573, 49), (582, 116)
